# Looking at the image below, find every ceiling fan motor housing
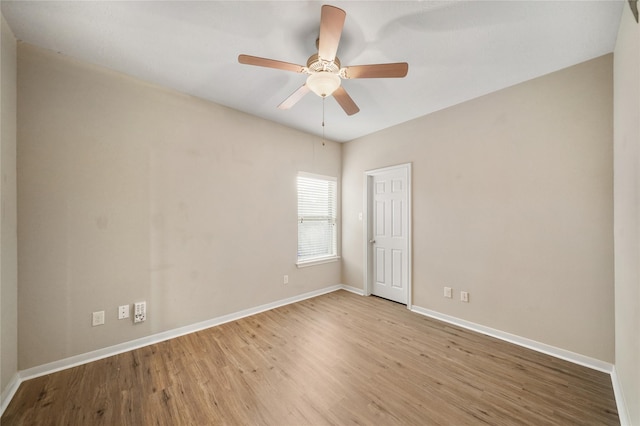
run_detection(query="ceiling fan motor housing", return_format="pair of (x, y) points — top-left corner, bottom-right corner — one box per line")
(307, 53), (341, 73)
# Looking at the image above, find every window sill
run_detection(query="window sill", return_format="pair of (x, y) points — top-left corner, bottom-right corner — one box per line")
(296, 256), (341, 268)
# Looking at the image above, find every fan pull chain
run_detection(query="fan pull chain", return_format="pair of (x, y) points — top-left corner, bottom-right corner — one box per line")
(322, 97), (326, 146)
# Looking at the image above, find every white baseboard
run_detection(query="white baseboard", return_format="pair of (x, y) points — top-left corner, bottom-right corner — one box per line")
(1, 284), (347, 415)
(18, 284), (344, 383)
(611, 366), (631, 426)
(410, 305), (613, 374)
(3, 286), (625, 422)
(414, 305), (632, 423)
(340, 284), (365, 296)
(1, 373), (21, 416)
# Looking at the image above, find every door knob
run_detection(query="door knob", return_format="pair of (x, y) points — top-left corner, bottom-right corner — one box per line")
(369, 239), (376, 244)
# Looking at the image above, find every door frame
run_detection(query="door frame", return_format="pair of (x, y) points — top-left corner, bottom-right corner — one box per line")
(363, 163), (412, 309)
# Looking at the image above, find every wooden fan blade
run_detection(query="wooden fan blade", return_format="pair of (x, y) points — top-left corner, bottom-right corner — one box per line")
(318, 5), (346, 62)
(238, 54), (305, 73)
(333, 86), (360, 116)
(342, 63), (409, 79)
(278, 84), (311, 110)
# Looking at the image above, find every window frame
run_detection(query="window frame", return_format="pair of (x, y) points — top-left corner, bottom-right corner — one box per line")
(296, 172), (339, 268)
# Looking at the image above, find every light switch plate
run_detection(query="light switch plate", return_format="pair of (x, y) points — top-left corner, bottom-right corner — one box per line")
(444, 287), (452, 298)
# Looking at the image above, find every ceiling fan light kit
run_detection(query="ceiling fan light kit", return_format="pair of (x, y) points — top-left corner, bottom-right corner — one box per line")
(238, 4), (408, 116)
(307, 72), (341, 97)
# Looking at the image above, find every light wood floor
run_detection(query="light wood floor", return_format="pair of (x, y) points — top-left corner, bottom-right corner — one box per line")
(3, 290), (619, 425)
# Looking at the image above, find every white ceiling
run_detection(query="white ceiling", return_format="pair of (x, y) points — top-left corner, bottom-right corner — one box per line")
(1, 1), (624, 142)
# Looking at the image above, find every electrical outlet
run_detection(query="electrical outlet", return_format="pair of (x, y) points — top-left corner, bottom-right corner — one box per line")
(460, 291), (469, 303)
(283, 275), (289, 285)
(134, 301), (146, 323)
(92, 311), (105, 327)
(444, 287), (452, 298)
(118, 305), (129, 320)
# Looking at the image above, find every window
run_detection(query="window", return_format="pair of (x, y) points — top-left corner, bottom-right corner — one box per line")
(297, 173), (338, 266)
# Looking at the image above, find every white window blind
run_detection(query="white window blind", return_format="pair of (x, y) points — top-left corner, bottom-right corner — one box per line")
(297, 173), (337, 264)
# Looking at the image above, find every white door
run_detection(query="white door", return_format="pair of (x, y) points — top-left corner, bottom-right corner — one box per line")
(366, 164), (411, 305)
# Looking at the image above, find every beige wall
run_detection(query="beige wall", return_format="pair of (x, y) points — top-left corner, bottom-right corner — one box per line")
(342, 55), (614, 363)
(11, 22), (622, 387)
(17, 43), (341, 369)
(614, 4), (640, 424)
(1, 14), (18, 395)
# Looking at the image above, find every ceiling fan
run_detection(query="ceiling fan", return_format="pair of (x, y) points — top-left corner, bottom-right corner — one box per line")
(238, 4), (409, 116)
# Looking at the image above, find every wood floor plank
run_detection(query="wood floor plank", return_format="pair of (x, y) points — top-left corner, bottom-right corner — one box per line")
(2, 290), (619, 425)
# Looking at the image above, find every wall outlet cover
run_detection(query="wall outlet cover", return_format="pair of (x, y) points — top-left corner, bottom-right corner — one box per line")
(134, 301), (146, 323)
(118, 305), (130, 320)
(92, 311), (105, 327)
